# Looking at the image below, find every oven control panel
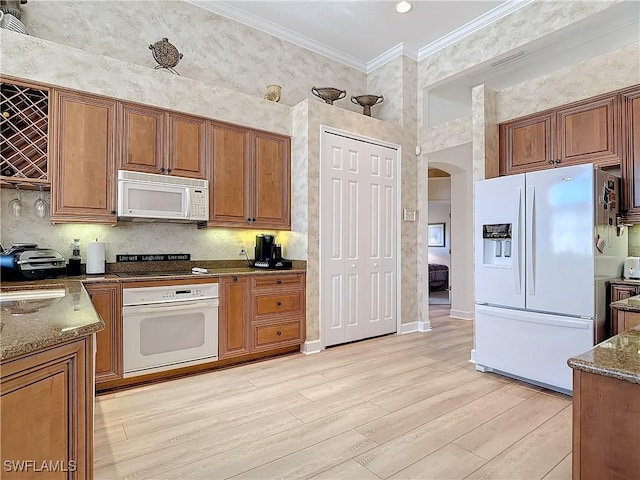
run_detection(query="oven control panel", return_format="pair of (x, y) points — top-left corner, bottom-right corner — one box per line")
(123, 283), (219, 306)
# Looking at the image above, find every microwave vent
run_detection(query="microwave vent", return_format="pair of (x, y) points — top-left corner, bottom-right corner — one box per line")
(118, 170), (208, 188)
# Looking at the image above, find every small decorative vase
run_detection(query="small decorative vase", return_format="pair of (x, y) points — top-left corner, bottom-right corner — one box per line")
(264, 85), (282, 102)
(311, 86), (347, 105)
(351, 94), (384, 116)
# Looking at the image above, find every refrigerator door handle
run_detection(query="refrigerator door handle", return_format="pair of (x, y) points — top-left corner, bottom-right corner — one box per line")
(526, 185), (535, 296)
(513, 187), (522, 295)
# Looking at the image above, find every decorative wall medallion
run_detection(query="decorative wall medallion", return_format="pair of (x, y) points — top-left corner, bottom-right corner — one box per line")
(264, 84), (282, 102)
(149, 38), (183, 75)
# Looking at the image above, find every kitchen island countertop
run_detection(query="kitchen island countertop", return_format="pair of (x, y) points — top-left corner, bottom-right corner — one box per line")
(568, 326), (640, 384)
(0, 280), (105, 362)
(609, 293), (640, 313)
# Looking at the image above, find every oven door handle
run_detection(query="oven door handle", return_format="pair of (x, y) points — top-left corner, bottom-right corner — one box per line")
(133, 301), (217, 313)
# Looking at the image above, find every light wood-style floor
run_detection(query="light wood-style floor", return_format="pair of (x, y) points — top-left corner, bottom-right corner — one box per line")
(94, 305), (573, 480)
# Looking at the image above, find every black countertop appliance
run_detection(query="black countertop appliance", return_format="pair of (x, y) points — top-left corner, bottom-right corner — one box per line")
(254, 234), (292, 270)
(0, 243), (67, 280)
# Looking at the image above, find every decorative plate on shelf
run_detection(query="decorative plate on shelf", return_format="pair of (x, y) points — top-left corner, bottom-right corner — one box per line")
(149, 38), (183, 75)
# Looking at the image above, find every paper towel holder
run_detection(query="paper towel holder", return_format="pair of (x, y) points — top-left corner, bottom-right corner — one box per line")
(86, 239), (106, 275)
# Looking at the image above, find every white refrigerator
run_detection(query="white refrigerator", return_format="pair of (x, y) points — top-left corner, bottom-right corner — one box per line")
(474, 163), (627, 394)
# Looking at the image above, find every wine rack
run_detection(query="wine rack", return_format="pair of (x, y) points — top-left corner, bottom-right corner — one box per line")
(1, 80), (50, 186)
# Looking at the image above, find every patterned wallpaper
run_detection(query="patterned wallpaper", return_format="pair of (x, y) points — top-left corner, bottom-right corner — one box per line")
(418, 0), (619, 88)
(21, 0), (366, 114)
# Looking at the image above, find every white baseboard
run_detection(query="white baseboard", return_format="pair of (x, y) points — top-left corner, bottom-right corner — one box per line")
(301, 339), (322, 355)
(449, 309), (474, 320)
(400, 321), (432, 334)
(469, 348), (476, 364)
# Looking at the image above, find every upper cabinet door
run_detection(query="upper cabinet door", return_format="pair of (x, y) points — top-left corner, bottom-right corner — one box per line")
(208, 122), (251, 226)
(621, 86), (640, 222)
(499, 113), (554, 176)
(556, 94), (620, 167)
(168, 112), (206, 179)
(50, 90), (117, 223)
(119, 103), (165, 174)
(252, 131), (291, 229)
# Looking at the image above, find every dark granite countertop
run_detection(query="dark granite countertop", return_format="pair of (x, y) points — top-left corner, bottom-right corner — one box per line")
(609, 278), (640, 286)
(610, 294), (640, 313)
(1, 281), (105, 362)
(0, 263), (306, 362)
(568, 326), (640, 384)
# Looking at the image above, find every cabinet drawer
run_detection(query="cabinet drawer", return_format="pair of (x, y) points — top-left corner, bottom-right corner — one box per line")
(253, 318), (302, 350)
(253, 290), (303, 318)
(252, 273), (303, 289)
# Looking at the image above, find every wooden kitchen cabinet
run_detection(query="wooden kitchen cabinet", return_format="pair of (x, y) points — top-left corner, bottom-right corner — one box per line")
(119, 102), (165, 174)
(609, 282), (640, 336)
(614, 310), (640, 334)
(621, 86), (640, 223)
(167, 112), (207, 179)
(251, 273), (305, 352)
(499, 112), (554, 175)
(85, 282), (122, 384)
(499, 92), (621, 176)
(206, 123), (291, 229)
(556, 94), (619, 167)
(218, 275), (252, 359)
(208, 122), (251, 226)
(119, 103), (206, 179)
(1, 337), (94, 479)
(253, 131), (291, 229)
(572, 369), (640, 480)
(50, 89), (117, 223)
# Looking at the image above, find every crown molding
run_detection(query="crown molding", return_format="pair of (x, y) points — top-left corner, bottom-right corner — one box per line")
(367, 43), (418, 73)
(186, 0), (368, 72)
(187, 0), (533, 73)
(417, 0), (534, 60)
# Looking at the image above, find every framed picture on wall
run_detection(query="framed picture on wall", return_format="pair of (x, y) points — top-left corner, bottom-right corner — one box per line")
(428, 223), (446, 247)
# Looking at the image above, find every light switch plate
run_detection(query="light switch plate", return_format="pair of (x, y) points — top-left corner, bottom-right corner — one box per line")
(403, 208), (417, 222)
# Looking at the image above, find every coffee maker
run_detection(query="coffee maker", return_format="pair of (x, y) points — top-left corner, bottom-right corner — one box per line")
(254, 234), (292, 269)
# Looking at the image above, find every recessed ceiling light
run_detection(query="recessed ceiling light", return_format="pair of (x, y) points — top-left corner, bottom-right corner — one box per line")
(395, 1), (412, 14)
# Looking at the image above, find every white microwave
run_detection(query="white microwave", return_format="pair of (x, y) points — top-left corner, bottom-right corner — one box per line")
(117, 170), (208, 222)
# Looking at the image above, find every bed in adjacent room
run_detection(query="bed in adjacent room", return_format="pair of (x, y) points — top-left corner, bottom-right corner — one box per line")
(428, 263), (449, 292)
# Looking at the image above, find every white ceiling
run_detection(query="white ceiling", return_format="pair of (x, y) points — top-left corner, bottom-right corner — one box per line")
(188, 0), (529, 72)
(188, 0), (639, 85)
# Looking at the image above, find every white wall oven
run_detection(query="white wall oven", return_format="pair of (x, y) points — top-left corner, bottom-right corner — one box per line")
(122, 282), (218, 377)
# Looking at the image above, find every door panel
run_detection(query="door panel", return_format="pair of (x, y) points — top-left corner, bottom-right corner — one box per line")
(525, 164), (595, 317)
(474, 173), (526, 308)
(168, 113), (206, 178)
(322, 131), (398, 346)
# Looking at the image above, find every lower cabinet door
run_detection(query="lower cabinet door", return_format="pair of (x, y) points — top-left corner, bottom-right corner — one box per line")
(219, 276), (251, 359)
(86, 282), (122, 383)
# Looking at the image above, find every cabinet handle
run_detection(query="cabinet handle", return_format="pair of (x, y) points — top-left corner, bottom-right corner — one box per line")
(246, 217), (251, 223)
(547, 159), (554, 165)
(233, 276), (238, 282)
(276, 279), (282, 284)
(277, 301), (282, 306)
(167, 168), (172, 173)
(160, 167), (166, 172)
(554, 159), (561, 165)
(277, 330), (282, 336)
(111, 210), (116, 215)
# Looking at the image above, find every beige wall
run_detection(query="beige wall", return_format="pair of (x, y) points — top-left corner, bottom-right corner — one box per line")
(21, 0), (367, 113)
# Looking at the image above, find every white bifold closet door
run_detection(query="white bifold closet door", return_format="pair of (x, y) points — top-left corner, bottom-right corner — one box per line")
(321, 131), (398, 347)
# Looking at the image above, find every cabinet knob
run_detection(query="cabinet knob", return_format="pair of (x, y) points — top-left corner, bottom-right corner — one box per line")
(246, 217), (251, 223)
(160, 167), (165, 172)
(374, 263), (378, 267)
(276, 279), (282, 284)
(111, 210), (116, 215)
(277, 330), (282, 336)
(277, 301), (282, 306)
(351, 264), (356, 268)
(233, 276), (238, 282)
(554, 159), (561, 165)
(167, 168), (172, 173)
